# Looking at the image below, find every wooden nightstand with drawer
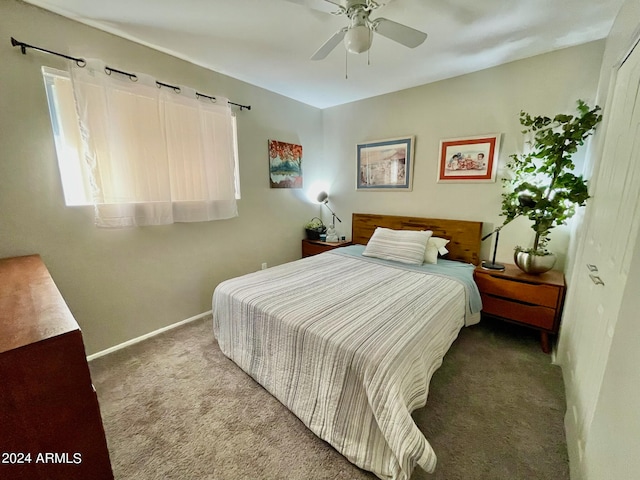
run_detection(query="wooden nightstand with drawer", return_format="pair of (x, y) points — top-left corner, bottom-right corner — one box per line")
(474, 264), (566, 353)
(302, 239), (352, 258)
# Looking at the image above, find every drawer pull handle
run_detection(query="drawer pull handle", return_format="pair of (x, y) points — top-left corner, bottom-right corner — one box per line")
(586, 264), (599, 272)
(589, 274), (605, 286)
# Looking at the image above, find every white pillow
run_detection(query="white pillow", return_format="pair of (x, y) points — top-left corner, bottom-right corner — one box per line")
(424, 237), (451, 264)
(362, 228), (432, 265)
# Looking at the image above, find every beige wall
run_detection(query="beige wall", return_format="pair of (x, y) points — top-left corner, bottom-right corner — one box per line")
(0, 0), (608, 357)
(321, 41), (605, 268)
(0, 0), (324, 354)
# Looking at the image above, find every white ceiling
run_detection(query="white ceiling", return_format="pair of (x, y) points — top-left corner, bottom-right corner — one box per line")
(25, 0), (624, 109)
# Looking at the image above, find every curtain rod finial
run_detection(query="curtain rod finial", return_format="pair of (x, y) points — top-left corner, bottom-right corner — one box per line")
(10, 37), (26, 54)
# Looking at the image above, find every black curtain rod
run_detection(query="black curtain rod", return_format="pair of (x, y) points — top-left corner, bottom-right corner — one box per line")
(11, 37), (86, 66)
(10, 37), (251, 111)
(157, 79), (249, 111)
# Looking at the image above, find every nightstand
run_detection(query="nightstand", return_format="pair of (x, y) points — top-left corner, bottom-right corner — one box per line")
(474, 264), (566, 353)
(302, 239), (352, 258)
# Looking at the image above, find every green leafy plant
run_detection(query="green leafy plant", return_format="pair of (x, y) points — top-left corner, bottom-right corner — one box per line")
(305, 217), (324, 230)
(501, 100), (602, 254)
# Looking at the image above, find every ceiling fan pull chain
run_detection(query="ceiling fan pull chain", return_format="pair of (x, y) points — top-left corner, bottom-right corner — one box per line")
(345, 49), (349, 79)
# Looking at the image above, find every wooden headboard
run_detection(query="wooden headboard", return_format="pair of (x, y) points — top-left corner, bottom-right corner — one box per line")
(352, 213), (483, 265)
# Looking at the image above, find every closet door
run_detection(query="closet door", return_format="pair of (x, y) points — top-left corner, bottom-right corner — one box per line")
(559, 39), (640, 475)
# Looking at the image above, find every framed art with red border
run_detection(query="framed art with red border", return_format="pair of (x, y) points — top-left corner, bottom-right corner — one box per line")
(438, 134), (500, 183)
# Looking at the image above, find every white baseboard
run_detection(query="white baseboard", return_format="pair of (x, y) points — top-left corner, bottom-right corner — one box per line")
(87, 310), (212, 362)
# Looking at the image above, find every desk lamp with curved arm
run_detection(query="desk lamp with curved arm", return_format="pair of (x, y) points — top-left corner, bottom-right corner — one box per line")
(482, 193), (536, 271)
(316, 191), (342, 242)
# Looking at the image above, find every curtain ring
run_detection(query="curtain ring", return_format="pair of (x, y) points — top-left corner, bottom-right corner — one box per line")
(156, 81), (181, 94)
(76, 58), (87, 68)
(104, 66), (138, 82)
(195, 92), (219, 104)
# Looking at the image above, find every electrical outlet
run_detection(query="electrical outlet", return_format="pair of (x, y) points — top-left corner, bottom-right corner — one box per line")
(261, 263), (267, 270)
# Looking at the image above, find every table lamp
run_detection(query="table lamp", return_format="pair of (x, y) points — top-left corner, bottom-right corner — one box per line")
(482, 193), (536, 271)
(316, 191), (341, 242)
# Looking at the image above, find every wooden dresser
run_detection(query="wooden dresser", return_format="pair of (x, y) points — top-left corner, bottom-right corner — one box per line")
(0, 255), (113, 480)
(474, 264), (566, 353)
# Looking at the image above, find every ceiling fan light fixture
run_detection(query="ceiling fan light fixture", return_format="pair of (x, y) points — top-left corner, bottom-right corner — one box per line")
(344, 25), (372, 54)
(307, 0), (427, 61)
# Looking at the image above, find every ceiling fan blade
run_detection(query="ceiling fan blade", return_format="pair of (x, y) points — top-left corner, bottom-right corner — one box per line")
(283, 0), (344, 14)
(372, 18), (427, 48)
(311, 28), (348, 60)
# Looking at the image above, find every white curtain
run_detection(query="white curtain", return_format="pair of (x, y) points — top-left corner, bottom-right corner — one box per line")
(70, 60), (238, 227)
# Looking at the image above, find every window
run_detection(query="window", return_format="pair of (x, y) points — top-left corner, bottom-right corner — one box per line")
(42, 67), (241, 222)
(43, 68), (93, 206)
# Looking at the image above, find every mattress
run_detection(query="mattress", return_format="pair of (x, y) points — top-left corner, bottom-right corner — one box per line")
(212, 245), (481, 479)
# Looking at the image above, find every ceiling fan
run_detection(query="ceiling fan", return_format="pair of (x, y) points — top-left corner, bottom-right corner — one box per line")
(288, 0), (428, 60)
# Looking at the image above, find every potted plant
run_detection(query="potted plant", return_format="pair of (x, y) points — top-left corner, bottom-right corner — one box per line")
(304, 217), (326, 240)
(501, 100), (602, 274)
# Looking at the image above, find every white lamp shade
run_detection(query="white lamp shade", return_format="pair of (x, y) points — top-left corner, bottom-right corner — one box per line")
(344, 25), (372, 54)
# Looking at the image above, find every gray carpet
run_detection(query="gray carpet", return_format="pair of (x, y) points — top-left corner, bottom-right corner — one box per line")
(89, 316), (569, 480)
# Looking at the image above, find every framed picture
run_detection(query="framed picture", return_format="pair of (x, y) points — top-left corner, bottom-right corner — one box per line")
(268, 139), (303, 188)
(357, 136), (415, 190)
(438, 134), (501, 183)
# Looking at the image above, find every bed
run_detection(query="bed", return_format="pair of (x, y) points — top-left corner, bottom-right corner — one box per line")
(212, 213), (483, 480)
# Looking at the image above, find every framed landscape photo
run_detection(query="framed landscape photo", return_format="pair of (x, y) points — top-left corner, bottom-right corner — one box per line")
(268, 139), (303, 188)
(438, 134), (501, 183)
(357, 136), (415, 190)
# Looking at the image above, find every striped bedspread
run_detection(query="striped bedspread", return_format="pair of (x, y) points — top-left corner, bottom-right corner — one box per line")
(212, 248), (479, 479)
